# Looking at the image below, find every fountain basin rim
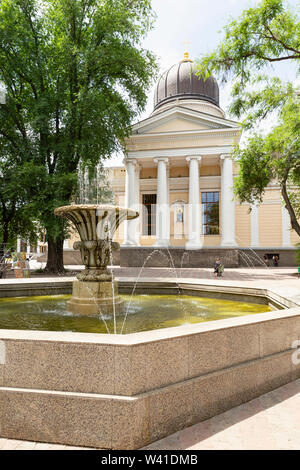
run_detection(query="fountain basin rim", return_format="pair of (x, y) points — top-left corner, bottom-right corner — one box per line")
(0, 278), (294, 309)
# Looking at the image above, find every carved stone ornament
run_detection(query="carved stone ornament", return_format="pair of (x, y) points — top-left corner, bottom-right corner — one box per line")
(54, 204), (138, 281)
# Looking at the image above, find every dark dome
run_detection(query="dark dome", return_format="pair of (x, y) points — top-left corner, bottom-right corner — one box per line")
(153, 57), (219, 111)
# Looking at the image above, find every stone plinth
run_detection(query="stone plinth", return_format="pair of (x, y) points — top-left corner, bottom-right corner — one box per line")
(120, 247), (239, 268)
(67, 280), (123, 315)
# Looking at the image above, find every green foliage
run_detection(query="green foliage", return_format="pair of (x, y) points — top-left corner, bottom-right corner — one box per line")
(233, 93), (300, 235)
(195, 0), (299, 86)
(0, 0), (158, 268)
(194, 0), (299, 130)
(233, 136), (272, 205)
(0, 155), (41, 250)
(229, 76), (296, 129)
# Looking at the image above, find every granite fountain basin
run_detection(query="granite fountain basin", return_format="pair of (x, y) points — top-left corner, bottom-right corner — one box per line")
(0, 279), (299, 449)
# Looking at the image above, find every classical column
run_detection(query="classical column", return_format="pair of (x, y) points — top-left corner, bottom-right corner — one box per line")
(282, 205), (291, 247)
(220, 154), (237, 247)
(250, 204), (259, 247)
(154, 157), (169, 247)
(134, 163), (140, 243)
(166, 165), (170, 244)
(123, 158), (139, 246)
(185, 156), (202, 249)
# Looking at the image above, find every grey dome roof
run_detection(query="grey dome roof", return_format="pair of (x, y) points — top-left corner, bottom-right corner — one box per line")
(153, 58), (219, 111)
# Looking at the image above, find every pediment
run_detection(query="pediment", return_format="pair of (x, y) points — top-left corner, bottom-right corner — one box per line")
(131, 106), (239, 136)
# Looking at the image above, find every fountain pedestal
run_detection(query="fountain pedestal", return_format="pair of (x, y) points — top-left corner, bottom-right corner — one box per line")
(67, 280), (123, 315)
(54, 204), (139, 316)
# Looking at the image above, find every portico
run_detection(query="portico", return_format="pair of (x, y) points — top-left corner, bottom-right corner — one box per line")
(123, 144), (239, 249)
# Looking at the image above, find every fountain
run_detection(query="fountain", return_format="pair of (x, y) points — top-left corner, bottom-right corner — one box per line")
(54, 204), (138, 315)
(0, 206), (297, 450)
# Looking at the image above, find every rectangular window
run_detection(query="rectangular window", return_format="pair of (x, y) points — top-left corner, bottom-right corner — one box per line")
(142, 194), (157, 236)
(202, 192), (219, 235)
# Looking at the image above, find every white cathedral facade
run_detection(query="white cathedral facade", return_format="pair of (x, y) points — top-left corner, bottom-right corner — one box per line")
(106, 53), (298, 256)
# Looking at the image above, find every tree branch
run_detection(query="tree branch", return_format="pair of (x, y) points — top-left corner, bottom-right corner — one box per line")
(265, 24), (300, 56)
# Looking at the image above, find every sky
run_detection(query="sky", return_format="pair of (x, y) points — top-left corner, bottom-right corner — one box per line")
(106, 0), (299, 166)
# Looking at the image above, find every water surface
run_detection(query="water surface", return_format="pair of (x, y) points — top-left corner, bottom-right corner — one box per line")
(0, 294), (271, 334)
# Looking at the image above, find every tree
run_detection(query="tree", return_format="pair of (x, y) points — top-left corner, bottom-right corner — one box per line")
(233, 93), (300, 236)
(0, 159), (39, 255)
(0, 0), (157, 272)
(195, 0), (300, 236)
(0, 118), (42, 264)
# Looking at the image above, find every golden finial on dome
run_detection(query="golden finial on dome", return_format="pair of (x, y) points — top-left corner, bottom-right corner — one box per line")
(181, 39), (192, 62)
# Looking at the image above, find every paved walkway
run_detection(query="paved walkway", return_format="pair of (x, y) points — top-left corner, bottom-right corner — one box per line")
(113, 266), (297, 280)
(0, 380), (299, 450)
(144, 379), (300, 450)
(113, 267), (300, 305)
(0, 440), (92, 450)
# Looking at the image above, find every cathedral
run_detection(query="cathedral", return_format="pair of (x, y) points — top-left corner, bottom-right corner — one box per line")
(74, 53), (299, 267)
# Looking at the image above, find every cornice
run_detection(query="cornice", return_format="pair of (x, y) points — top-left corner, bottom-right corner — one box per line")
(127, 127), (241, 142)
(127, 146), (234, 159)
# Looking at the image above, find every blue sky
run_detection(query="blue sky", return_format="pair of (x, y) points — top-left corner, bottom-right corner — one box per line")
(107, 0), (299, 165)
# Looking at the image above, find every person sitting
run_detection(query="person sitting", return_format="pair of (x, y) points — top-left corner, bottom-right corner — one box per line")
(214, 258), (220, 276)
(214, 258), (224, 277)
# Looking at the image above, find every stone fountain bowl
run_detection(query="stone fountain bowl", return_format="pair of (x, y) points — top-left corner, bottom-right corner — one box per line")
(54, 204), (139, 314)
(54, 204), (139, 283)
(54, 204), (138, 242)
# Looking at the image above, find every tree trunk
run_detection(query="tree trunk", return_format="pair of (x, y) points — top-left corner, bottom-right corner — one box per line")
(45, 235), (66, 274)
(0, 221), (9, 279)
(281, 181), (300, 237)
